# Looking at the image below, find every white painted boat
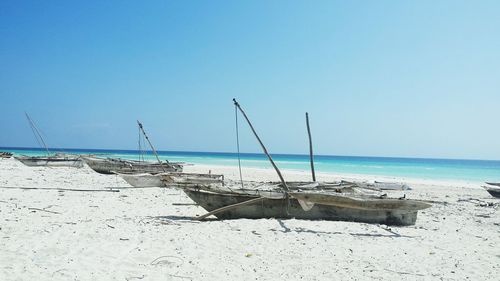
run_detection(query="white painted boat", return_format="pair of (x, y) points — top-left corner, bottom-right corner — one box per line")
(341, 180), (411, 191)
(120, 173), (164, 187)
(119, 172), (224, 188)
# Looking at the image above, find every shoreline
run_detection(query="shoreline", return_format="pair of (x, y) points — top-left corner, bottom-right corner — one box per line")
(4, 145), (500, 162)
(185, 163), (486, 190)
(2, 147), (500, 184)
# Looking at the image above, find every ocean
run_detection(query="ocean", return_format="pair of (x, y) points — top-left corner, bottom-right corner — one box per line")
(2, 147), (500, 182)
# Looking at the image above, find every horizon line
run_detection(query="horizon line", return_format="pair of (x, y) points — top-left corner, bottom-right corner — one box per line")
(1, 146), (500, 163)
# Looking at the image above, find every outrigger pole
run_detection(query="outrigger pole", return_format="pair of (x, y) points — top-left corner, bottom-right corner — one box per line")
(232, 99), (289, 192)
(137, 120), (166, 172)
(305, 113), (316, 182)
(25, 112), (50, 156)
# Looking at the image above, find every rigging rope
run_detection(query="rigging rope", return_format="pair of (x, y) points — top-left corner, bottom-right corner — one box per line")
(28, 121), (43, 152)
(138, 125), (143, 161)
(26, 113), (50, 156)
(235, 103), (244, 189)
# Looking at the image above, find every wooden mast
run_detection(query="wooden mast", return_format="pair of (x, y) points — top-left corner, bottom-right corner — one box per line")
(137, 120), (166, 172)
(232, 99), (289, 191)
(196, 99), (290, 220)
(306, 112), (316, 182)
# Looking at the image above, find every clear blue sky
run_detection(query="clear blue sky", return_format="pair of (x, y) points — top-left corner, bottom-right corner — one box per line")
(1, 1), (499, 160)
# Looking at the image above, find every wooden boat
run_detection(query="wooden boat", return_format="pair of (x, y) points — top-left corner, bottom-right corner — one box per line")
(85, 121), (184, 175)
(182, 99), (430, 226)
(119, 172), (223, 188)
(83, 156), (183, 175)
(484, 186), (500, 198)
(16, 113), (83, 167)
(0, 152), (13, 158)
(184, 183), (430, 226)
(15, 154), (84, 168)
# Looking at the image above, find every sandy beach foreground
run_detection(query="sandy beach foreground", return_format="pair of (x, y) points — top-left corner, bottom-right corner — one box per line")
(0, 157), (498, 280)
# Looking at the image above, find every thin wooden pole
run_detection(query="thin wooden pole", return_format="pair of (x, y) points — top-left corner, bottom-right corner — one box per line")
(137, 120), (167, 172)
(232, 99), (289, 191)
(306, 112), (316, 182)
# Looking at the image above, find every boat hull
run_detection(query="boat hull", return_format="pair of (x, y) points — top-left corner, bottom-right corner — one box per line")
(184, 188), (420, 226)
(120, 173), (164, 187)
(83, 157), (183, 175)
(15, 156), (83, 168)
(485, 187), (500, 198)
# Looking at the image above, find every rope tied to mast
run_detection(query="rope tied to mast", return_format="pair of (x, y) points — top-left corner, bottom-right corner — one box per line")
(235, 102), (245, 189)
(232, 98), (290, 214)
(232, 99), (289, 192)
(138, 125), (145, 162)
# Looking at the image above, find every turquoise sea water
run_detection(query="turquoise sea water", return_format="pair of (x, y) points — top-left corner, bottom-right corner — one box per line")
(2, 147), (500, 182)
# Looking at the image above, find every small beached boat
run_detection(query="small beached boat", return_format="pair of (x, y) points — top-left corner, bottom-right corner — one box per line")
(16, 113), (84, 168)
(0, 152), (13, 158)
(84, 121), (184, 175)
(341, 180), (411, 191)
(15, 154), (84, 168)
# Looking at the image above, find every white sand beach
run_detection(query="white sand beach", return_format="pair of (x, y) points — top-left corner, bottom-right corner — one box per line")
(0, 157), (498, 280)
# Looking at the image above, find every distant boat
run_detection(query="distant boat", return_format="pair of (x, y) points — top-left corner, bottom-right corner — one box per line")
(16, 113), (84, 168)
(15, 154), (83, 168)
(84, 120), (184, 175)
(342, 180), (411, 191)
(0, 152), (13, 158)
